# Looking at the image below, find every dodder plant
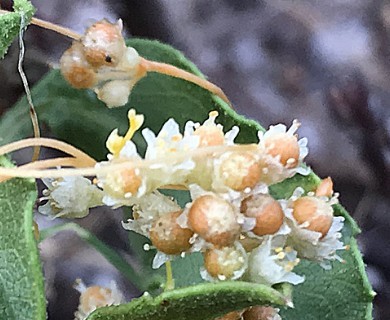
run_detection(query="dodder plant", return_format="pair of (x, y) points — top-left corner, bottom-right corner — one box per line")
(0, 1), (374, 319)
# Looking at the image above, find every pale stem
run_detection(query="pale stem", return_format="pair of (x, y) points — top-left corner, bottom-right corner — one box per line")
(164, 261), (175, 291)
(0, 157), (84, 183)
(140, 58), (232, 107)
(0, 138), (96, 166)
(0, 10), (82, 40)
(0, 143), (259, 179)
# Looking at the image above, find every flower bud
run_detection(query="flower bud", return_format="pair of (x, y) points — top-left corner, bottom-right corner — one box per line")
(292, 196), (333, 237)
(60, 42), (97, 89)
(243, 306), (281, 320)
(264, 133), (299, 168)
(193, 111), (225, 146)
(194, 125), (225, 146)
(188, 195), (240, 246)
(79, 286), (113, 313)
(204, 245), (246, 280)
(315, 177), (333, 197)
(241, 194), (284, 236)
(215, 310), (244, 320)
(103, 165), (142, 198)
(219, 152), (261, 191)
(150, 211), (194, 255)
(82, 20), (126, 68)
(74, 280), (123, 320)
(95, 80), (132, 108)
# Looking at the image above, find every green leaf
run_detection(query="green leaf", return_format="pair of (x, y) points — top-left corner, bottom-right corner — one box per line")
(0, 0), (35, 58)
(0, 157), (45, 320)
(87, 281), (287, 320)
(1, 38), (374, 319)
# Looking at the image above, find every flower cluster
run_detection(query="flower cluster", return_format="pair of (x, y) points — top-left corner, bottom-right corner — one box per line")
(39, 110), (346, 296)
(60, 20), (145, 107)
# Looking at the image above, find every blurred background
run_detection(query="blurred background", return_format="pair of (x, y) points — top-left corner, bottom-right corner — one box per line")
(1, 0), (389, 319)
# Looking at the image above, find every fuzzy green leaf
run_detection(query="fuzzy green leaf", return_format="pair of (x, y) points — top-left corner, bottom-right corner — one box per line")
(0, 157), (45, 320)
(87, 281), (287, 320)
(0, 0), (35, 58)
(1, 38), (374, 319)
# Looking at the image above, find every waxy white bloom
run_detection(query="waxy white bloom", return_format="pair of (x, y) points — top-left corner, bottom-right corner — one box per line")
(142, 117), (199, 187)
(246, 237), (304, 286)
(282, 188), (345, 269)
(122, 192), (183, 269)
(200, 241), (248, 281)
(39, 176), (103, 219)
(122, 192), (181, 237)
(97, 109), (146, 207)
(258, 120), (310, 185)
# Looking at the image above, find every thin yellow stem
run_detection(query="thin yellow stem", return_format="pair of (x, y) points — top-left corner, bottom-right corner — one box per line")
(0, 138), (96, 166)
(140, 58), (232, 108)
(0, 9), (82, 40)
(0, 143), (258, 180)
(31, 17), (81, 40)
(164, 261), (175, 291)
(14, 157), (82, 170)
(0, 157), (82, 183)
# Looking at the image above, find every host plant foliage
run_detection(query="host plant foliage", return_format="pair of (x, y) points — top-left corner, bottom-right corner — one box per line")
(0, 1), (374, 320)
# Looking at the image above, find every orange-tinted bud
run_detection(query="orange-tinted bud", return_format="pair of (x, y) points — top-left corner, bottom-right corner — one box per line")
(293, 196), (333, 237)
(219, 152), (261, 191)
(194, 125), (225, 147)
(243, 306), (278, 320)
(60, 42), (97, 89)
(150, 211), (194, 255)
(241, 195), (284, 236)
(121, 167), (142, 195)
(82, 20), (126, 68)
(215, 310), (244, 320)
(264, 133), (299, 168)
(204, 246), (246, 280)
(80, 286), (112, 313)
(315, 177), (334, 197)
(188, 195), (240, 246)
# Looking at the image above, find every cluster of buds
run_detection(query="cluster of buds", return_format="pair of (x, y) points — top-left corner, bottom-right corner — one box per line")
(60, 20), (145, 107)
(39, 109), (345, 294)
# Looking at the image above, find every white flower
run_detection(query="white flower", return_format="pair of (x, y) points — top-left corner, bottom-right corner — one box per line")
(200, 241), (248, 281)
(142, 118), (199, 187)
(74, 279), (124, 320)
(97, 109), (146, 207)
(39, 176), (103, 219)
(122, 192), (181, 237)
(122, 192), (187, 269)
(246, 237), (304, 286)
(143, 118), (200, 159)
(282, 188), (346, 268)
(184, 111), (240, 146)
(257, 120), (310, 185)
